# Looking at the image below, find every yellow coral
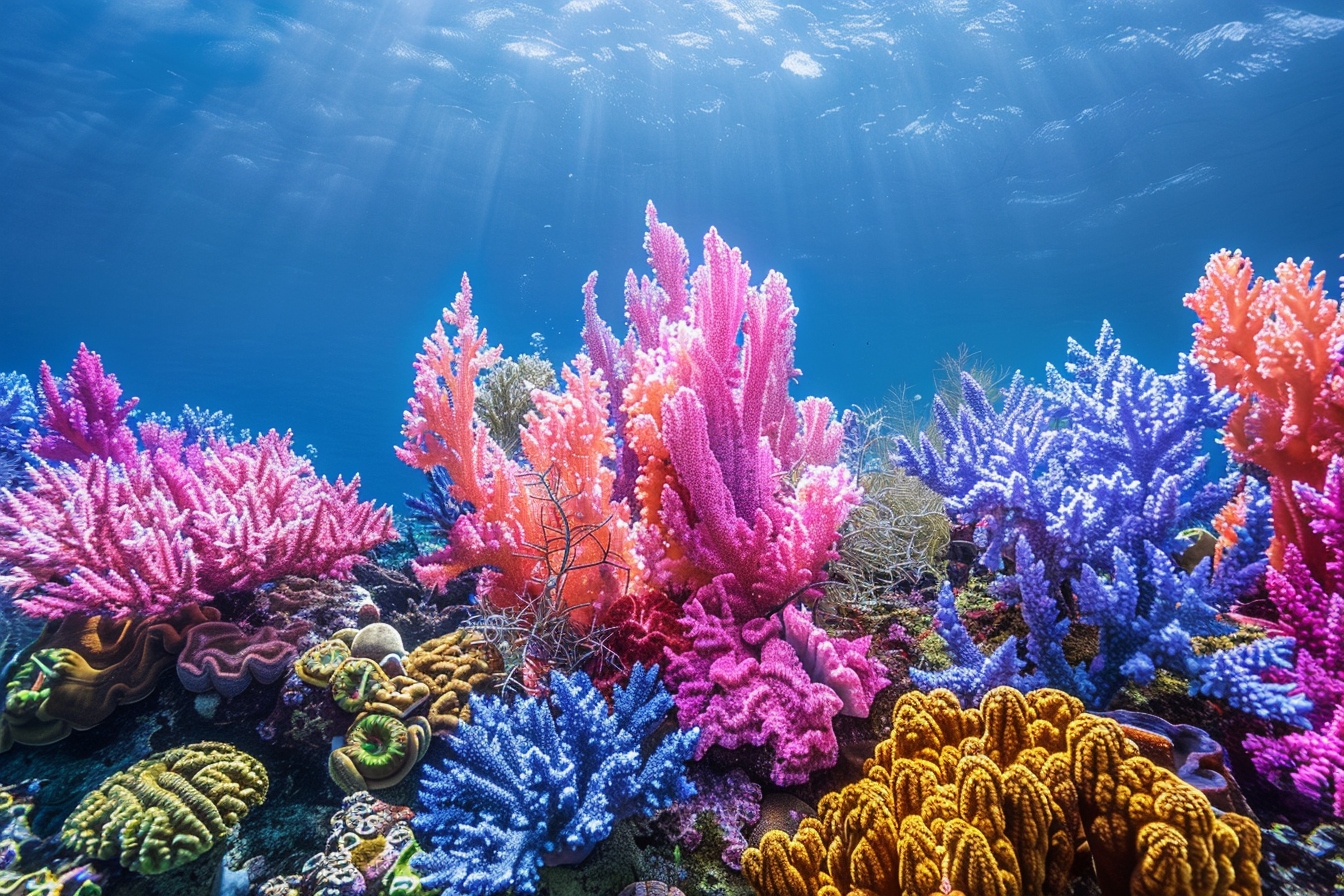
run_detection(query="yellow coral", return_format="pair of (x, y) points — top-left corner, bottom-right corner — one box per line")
(60, 741), (268, 875)
(403, 630), (505, 732)
(741, 687), (1260, 896)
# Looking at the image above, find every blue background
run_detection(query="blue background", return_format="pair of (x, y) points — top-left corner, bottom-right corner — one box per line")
(2, 0), (1342, 504)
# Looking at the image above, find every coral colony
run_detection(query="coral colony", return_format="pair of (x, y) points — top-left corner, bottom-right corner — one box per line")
(1, 205), (1344, 896)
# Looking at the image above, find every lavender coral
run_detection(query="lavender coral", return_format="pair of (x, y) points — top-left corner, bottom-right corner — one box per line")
(410, 664), (698, 896)
(898, 323), (1299, 719)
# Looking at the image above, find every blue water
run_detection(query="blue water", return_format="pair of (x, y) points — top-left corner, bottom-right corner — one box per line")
(1, 0), (1342, 504)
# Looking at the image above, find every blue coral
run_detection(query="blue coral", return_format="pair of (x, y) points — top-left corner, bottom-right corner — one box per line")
(405, 467), (473, 540)
(0, 372), (36, 488)
(910, 582), (1031, 704)
(897, 323), (1291, 718)
(410, 663), (698, 896)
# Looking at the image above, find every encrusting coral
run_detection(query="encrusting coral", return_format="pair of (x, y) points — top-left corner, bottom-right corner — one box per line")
(741, 687), (1261, 896)
(60, 741), (269, 875)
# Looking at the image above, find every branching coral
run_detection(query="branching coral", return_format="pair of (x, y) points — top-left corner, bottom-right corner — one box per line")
(741, 687), (1261, 896)
(0, 350), (396, 618)
(399, 280), (638, 648)
(897, 323), (1298, 719)
(60, 741), (268, 875)
(0, 371), (36, 488)
(1185, 251), (1344, 813)
(410, 664), (698, 896)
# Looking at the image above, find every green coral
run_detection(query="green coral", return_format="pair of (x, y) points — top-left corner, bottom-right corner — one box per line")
(475, 352), (557, 455)
(385, 842), (442, 896)
(59, 741), (268, 875)
(330, 658), (390, 713)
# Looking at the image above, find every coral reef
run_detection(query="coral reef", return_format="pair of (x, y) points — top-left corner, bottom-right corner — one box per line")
(741, 687), (1261, 896)
(60, 741), (268, 875)
(410, 664), (698, 896)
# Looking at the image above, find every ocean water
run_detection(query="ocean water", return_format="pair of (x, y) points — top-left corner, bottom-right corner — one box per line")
(2, 0), (1342, 502)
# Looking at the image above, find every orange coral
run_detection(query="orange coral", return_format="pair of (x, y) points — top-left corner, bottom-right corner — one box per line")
(1210, 489), (1247, 569)
(1185, 250), (1344, 572)
(741, 687), (1261, 896)
(398, 277), (641, 631)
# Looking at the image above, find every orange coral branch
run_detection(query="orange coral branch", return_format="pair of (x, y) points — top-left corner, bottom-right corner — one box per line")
(1185, 250), (1344, 573)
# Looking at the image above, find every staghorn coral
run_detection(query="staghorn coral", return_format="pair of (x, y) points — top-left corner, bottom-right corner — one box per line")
(410, 664), (698, 896)
(60, 741), (268, 875)
(398, 280), (638, 638)
(402, 629), (504, 732)
(741, 687), (1261, 896)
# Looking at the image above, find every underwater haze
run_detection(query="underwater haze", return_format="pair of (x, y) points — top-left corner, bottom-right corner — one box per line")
(2, 0), (1343, 502)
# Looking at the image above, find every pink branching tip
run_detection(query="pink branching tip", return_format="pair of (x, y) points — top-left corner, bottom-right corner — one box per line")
(30, 344), (139, 465)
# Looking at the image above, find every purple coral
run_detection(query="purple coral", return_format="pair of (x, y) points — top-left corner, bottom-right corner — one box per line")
(656, 766), (761, 870)
(177, 620), (311, 698)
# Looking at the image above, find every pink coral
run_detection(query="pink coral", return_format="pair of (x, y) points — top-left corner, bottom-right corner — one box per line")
(665, 583), (885, 785)
(1246, 704), (1344, 816)
(0, 350), (396, 619)
(576, 204), (877, 781)
(30, 344), (139, 465)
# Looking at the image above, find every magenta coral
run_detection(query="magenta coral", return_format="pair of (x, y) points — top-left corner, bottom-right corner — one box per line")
(30, 344), (139, 465)
(0, 350), (396, 619)
(664, 583), (884, 785)
(575, 203), (879, 782)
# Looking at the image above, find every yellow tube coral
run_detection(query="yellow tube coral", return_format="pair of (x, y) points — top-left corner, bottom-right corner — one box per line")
(741, 687), (1260, 896)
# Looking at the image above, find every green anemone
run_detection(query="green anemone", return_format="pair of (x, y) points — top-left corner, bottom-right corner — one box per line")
(346, 713), (409, 779)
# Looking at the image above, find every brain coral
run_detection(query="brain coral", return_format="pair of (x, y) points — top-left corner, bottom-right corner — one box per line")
(403, 629), (504, 732)
(59, 741), (269, 875)
(742, 687), (1261, 896)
